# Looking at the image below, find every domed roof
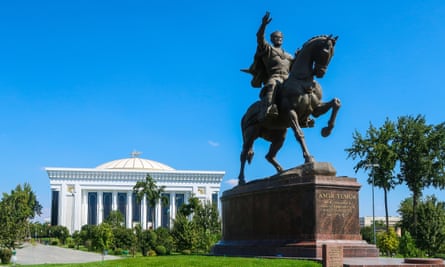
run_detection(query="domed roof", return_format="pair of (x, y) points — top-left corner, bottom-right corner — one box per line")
(96, 152), (175, 171)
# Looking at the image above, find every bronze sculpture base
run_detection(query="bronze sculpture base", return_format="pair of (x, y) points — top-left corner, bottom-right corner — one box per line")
(212, 162), (378, 258)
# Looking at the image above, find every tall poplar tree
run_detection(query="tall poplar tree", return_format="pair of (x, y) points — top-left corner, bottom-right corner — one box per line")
(395, 115), (445, 233)
(346, 118), (399, 232)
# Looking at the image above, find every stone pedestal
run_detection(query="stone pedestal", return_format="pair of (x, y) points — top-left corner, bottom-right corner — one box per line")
(212, 162), (378, 258)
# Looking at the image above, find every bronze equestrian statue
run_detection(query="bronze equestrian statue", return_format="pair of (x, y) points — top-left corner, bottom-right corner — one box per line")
(238, 13), (340, 185)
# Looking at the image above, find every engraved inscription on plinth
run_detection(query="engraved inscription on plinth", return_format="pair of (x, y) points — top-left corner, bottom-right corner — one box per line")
(318, 192), (356, 218)
(315, 189), (360, 239)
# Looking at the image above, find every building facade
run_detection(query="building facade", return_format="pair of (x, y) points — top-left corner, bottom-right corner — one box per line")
(359, 216), (401, 228)
(46, 154), (225, 233)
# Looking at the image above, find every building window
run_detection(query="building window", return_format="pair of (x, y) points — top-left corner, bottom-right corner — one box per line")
(88, 192), (97, 225)
(161, 193), (170, 228)
(51, 190), (59, 226)
(175, 193), (185, 213)
(212, 192), (219, 207)
(132, 193), (141, 222)
(103, 192), (112, 221)
(118, 193), (127, 225)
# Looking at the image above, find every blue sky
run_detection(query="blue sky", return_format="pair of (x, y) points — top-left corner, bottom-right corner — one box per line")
(1, 1), (445, 221)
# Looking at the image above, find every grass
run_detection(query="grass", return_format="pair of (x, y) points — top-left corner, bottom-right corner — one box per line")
(24, 255), (321, 267)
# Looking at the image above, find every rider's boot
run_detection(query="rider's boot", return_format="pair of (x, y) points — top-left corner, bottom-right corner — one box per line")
(258, 89), (278, 121)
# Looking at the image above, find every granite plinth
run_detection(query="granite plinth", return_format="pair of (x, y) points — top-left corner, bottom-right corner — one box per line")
(212, 162), (378, 258)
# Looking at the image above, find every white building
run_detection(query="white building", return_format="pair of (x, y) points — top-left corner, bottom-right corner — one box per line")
(46, 153), (225, 233)
(359, 216), (401, 228)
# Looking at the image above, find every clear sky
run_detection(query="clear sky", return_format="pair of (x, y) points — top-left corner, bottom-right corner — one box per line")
(1, 1), (445, 222)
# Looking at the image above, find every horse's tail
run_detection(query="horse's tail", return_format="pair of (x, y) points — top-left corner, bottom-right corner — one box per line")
(241, 102), (261, 164)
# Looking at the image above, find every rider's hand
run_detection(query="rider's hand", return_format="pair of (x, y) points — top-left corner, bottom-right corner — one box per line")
(262, 11), (272, 25)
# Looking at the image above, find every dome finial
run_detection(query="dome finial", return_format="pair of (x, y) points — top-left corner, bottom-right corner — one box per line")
(131, 150), (142, 158)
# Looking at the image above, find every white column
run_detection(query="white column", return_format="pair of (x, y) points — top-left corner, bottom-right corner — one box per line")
(126, 192), (132, 228)
(156, 201), (162, 229)
(59, 183), (67, 228)
(82, 190), (88, 226)
(97, 191), (103, 224)
(73, 184), (81, 233)
(170, 193), (176, 227)
(141, 195), (147, 230)
(112, 192), (118, 211)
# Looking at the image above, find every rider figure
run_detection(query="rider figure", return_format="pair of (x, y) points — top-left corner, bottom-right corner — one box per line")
(242, 12), (293, 121)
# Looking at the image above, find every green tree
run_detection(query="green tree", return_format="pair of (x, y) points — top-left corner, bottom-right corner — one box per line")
(29, 222), (45, 240)
(133, 174), (169, 229)
(395, 115), (445, 233)
(415, 195), (445, 256)
(104, 210), (125, 228)
(193, 201), (221, 253)
(360, 226), (374, 244)
(79, 224), (98, 251)
(346, 118), (399, 232)
(138, 229), (157, 256)
(172, 199), (221, 253)
(397, 198), (415, 237)
(51, 225), (70, 244)
(360, 220), (385, 244)
(178, 196), (200, 217)
(154, 227), (174, 255)
(377, 227), (399, 256)
(112, 227), (136, 251)
(171, 213), (198, 252)
(398, 196), (445, 256)
(0, 183), (42, 248)
(95, 223), (114, 252)
(398, 231), (423, 257)
(72, 230), (82, 249)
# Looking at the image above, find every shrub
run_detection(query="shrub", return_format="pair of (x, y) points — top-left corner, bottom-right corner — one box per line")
(84, 239), (93, 251)
(377, 228), (399, 256)
(148, 249), (157, 256)
(66, 237), (75, 248)
(51, 239), (59, 246)
(114, 248), (122, 255)
(154, 227), (174, 254)
(138, 230), (157, 256)
(155, 245), (167, 255)
(181, 249), (191, 255)
(398, 231), (424, 257)
(0, 248), (12, 264)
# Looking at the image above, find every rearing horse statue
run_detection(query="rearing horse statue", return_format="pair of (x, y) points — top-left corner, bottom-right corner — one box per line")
(238, 35), (341, 185)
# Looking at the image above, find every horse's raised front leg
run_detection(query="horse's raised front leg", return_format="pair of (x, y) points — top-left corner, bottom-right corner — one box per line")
(313, 98), (341, 137)
(288, 109), (314, 163)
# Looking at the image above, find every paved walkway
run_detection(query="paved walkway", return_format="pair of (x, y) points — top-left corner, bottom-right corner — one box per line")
(14, 242), (121, 265)
(343, 257), (444, 266)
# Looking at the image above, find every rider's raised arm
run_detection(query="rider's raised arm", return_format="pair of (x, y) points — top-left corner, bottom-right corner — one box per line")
(257, 12), (271, 48)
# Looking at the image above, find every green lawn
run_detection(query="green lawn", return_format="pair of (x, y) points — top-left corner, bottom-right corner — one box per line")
(25, 255), (321, 267)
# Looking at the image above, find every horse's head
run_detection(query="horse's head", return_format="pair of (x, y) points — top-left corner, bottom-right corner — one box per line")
(292, 35), (338, 80)
(312, 35), (338, 78)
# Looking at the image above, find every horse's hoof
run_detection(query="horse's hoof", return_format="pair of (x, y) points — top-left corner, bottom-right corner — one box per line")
(321, 127), (332, 137)
(305, 156), (315, 163)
